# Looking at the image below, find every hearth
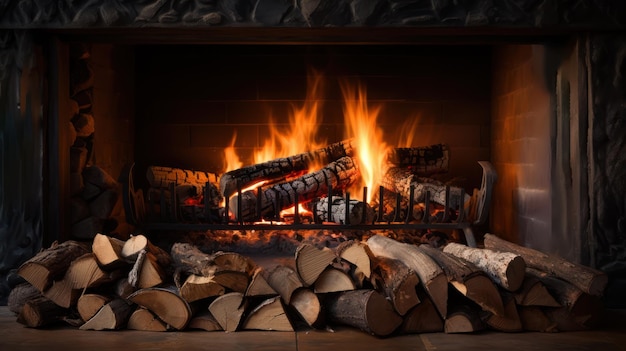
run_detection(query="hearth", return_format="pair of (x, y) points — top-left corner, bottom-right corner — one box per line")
(1, 0), (625, 310)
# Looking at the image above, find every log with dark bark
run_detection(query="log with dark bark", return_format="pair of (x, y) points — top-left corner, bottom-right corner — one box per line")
(146, 165), (219, 190)
(309, 196), (375, 224)
(209, 292), (246, 332)
(242, 296), (293, 331)
(370, 256), (420, 316)
(79, 298), (134, 331)
(518, 306), (558, 332)
(366, 234), (448, 318)
(443, 243), (526, 292)
(419, 244), (504, 316)
(7, 283), (42, 315)
(127, 285), (192, 330)
(127, 307), (168, 332)
(387, 144), (449, 175)
(17, 296), (68, 328)
(295, 243), (336, 286)
(325, 289), (402, 337)
(17, 240), (91, 292)
(229, 156), (360, 222)
(220, 139), (355, 198)
(483, 233), (608, 296)
(513, 274), (560, 307)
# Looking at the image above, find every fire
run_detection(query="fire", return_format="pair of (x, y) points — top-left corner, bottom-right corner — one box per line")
(341, 81), (391, 203)
(254, 71), (327, 168)
(223, 133), (243, 173)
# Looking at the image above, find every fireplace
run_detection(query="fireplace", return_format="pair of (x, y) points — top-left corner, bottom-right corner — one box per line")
(1, 1), (625, 309)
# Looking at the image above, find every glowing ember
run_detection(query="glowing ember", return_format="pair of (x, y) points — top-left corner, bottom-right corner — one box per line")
(341, 81), (392, 203)
(279, 204), (312, 218)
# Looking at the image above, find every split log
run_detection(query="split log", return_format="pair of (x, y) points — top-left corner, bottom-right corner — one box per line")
(443, 242), (526, 292)
(121, 234), (172, 268)
(211, 251), (256, 276)
(7, 283), (42, 315)
(335, 240), (371, 285)
(43, 279), (81, 309)
(17, 240), (91, 292)
(419, 244), (504, 316)
(220, 139), (355, 198)
(213, 271), (250, 293)
(483, 233), (608, 296)
(527, 268), (603, 330)
(381, 167), (470, 208)
(188, 310), (223, 331)
(290, 288), (322, 328)
(115, 277), (136, 299)
(208, 292), (246, 332)
(266, 265), (304, 304)
(386, 144), (449, 175)
(325, 289), (402, 337)
(128, 285), (192, 330)
(309, 196), (374, 224)
(79, 298), (134, 330)
(370, 256), (420, 316)
(128, 250), (167, 289)
(314, 267), (356, 293)
(127, 307), (168, 332)
(518, 306), (558, 332)
(399, 291), (444, 334)
(65, 253), (115, 289)
(230, 156), (360, 222)
(170, 243), (255, 278)
(242, 296), (293, 331)
(513, 274), (560, 307)
(179, 274), (225, 302)
(77, 294), (112, 322)
(295, 244), (336, 286)
(366, 234), (448, 318)
(445, 304), (485, 334)
(92, 233), (127, 269)
(481, 292), (523, 332)
(245, 267), (278, 297)
(17, 296), (67, 328)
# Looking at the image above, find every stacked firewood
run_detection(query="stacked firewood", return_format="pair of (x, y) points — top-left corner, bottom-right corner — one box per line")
(8, 233), (607, 336)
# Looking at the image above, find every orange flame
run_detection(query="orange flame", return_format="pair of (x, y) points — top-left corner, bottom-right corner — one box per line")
(223, 133), (243, 173)
(254, 71), (327, 168)
(341, 81), (391, 203)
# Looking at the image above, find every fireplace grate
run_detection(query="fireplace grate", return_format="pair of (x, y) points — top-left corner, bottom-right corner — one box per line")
(121, 162), (497, 247)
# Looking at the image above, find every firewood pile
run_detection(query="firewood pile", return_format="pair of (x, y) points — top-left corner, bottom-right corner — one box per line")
(8, 232), (607, 336)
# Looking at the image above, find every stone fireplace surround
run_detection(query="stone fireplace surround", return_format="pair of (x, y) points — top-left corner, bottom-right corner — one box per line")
(0, 1), (625, 307)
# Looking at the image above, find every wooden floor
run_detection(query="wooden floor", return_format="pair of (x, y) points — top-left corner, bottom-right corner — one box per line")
(2, 307), (625, 351)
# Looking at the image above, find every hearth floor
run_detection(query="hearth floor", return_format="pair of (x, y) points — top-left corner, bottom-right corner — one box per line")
(2, 307), (625, 351)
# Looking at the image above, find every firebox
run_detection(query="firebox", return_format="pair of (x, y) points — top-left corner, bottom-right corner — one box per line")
(1, 1), (625, 308)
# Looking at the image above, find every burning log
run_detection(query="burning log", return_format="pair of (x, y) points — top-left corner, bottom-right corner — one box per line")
(325, 289), (402, 337)
(381, 167), (469, 209)
(366, 234), (448, 319)
(309, 196), (374, 224)
(230, 156), (359, 222)
(483, 233), (608, 296)
(146, 165), (219, 190)
(387, 144), (449, 176)
(419, 244), (504, 316)
(219, 139), (355, 198)
(443, 242), (526, 292)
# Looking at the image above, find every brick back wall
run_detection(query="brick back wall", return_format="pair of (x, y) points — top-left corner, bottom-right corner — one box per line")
(490, 45), (553, 247)
(134, 45), (491, 191)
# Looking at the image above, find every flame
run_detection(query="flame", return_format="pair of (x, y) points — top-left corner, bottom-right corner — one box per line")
(397, 117), (421, 148)
(223, 133), (243, 173)
(341, 81), (391, 203)
(254, 71), (327, 169)
(279, 204), (312, 218)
